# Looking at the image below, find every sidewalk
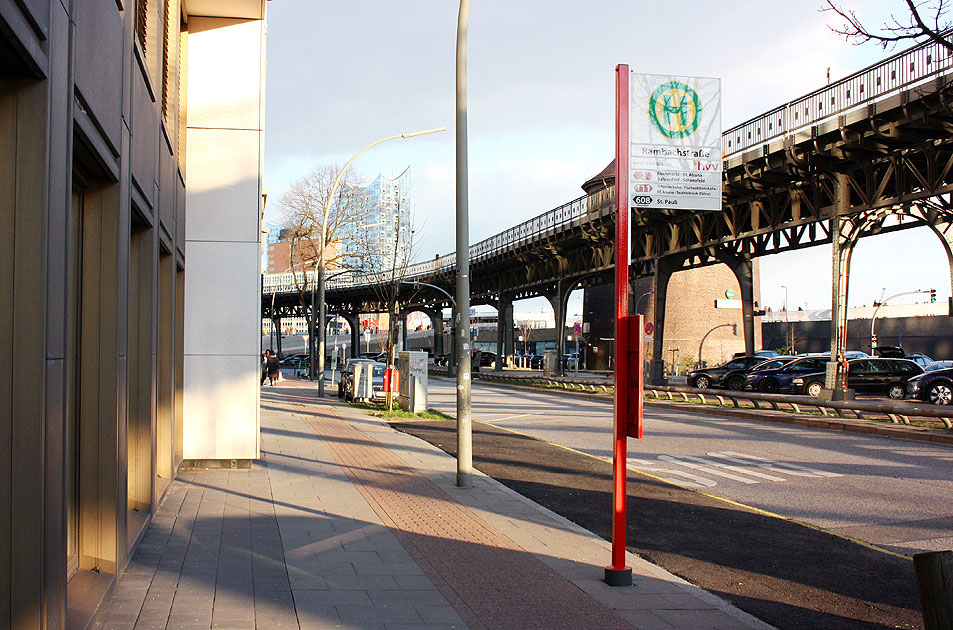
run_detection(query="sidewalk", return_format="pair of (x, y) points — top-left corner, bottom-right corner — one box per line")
(92, 379), (772, 630)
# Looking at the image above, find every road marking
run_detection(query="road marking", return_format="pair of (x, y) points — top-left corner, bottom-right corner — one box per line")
(626, 458), (717, 488)
(491, 412), (541, 423)
(712, 451), (844, 478)
(659, 455), (761, 484)
(629, 451), (842, 488)
(675, 454), (788, 482)
(457, 418), (905, 559)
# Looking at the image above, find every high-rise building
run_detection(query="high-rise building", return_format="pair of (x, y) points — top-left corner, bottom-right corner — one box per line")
(345, 167), (412, 270)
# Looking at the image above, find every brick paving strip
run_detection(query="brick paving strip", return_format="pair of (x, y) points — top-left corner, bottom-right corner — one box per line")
(300, 406), (635, 630)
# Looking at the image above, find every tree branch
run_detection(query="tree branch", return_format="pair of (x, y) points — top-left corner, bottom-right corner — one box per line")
(823, 0), (953, 53)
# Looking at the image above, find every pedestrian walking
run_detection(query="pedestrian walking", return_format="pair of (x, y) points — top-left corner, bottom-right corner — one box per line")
(261, 350), (269, 386)
(266, 350), (281, 386)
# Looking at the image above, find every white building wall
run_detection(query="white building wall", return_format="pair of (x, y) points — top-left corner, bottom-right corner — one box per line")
(184, 13), (266, 460)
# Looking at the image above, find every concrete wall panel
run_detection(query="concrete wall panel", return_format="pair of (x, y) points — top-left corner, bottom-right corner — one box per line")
(184, 128), (262, 242)
(183, 354), (260, 460)
(184, 240), (261, 355)
(186, 17), (263, 131)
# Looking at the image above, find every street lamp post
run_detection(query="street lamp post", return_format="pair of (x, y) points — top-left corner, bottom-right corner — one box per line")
(455, 0), (473, 488)
(314, 128), (445, 397)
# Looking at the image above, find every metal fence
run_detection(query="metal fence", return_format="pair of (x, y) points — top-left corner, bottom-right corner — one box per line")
(264, 187), (614, 294)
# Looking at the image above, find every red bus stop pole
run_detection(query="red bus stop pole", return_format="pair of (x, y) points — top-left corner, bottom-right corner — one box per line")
(605, 64), (634, 587)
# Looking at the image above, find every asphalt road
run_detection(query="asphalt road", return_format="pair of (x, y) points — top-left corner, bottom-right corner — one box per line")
(391, 413), (920, 628)
(426, 377), (953, 558)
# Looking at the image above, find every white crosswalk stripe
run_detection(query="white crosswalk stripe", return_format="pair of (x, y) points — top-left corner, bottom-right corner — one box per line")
(627, 451), (842, 488)
(659, 455), (760, 484)
(712, 451), (844, 478)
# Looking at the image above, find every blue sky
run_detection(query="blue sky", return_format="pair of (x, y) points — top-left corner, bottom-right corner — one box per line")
(263, 1), (950, 317)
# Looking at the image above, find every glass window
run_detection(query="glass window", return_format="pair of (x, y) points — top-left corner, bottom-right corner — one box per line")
(866, 360), (889, 373)
(725, 360), (746, 369)
(889, 360), (916, 374)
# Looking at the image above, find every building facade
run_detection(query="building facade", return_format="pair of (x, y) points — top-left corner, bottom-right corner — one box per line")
(0, 1), (266, 628)
(346, 167), (412, 269)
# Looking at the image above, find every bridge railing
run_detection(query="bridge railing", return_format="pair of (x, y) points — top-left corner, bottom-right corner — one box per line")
(724, 30), (953, 156)
(263, 186), (616, 295)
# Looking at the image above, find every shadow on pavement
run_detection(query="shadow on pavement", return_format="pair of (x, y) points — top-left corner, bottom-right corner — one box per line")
(391, 419), (922, 630)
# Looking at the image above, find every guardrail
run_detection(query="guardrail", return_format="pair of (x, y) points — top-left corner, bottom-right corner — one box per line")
(474, 373), (953, 429)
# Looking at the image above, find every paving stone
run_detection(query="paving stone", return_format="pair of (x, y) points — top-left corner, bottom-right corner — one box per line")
(90, 384), (765, 630)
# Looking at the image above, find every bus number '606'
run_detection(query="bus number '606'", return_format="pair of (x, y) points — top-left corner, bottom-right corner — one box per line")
(632, 195), (653, 205)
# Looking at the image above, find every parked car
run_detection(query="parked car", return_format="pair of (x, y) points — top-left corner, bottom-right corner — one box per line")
(799, 350), (870, 359)
(907, 366), (953, 405)
(476, 350), (500, 367)
(717, 355), (798, 390)
(904, 353), (934, 368)
(687, 356), (767, 389)
(792, 358), (923, 399)
(562, 353), (580, 370)
(924, 360), (953, 372)
(279, 353), (309, 367)
(732, 350), (780, 359)
(873, 347), (933, 367)
(744, 356), (832, 393)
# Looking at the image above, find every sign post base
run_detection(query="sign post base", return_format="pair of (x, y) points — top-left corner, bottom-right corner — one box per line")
(604, 566), (633, 587)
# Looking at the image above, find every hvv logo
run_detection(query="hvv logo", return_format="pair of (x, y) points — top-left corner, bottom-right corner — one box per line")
(692, 161), (720, 171)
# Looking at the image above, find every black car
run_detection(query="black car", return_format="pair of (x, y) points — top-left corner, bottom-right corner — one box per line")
(793, 358), (923, 399)
(716, 355), (798, 390)
(476, 350), (500, 367)
(687, 356), (771, 390)
(907, 366), (953, 405)
(745, 356), (832, 393)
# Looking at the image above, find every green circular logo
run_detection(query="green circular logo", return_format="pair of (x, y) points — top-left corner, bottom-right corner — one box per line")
(648, 81), (702, 139)
(725, 289), (735, 299)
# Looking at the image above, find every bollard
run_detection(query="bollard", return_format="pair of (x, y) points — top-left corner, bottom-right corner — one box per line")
(914, 550), (953, 630)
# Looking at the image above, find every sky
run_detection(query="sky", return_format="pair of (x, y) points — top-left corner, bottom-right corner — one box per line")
(262, 1), (951, 319)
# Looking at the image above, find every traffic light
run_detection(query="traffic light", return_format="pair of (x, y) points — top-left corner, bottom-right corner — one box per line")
(930, 288), (937, 303)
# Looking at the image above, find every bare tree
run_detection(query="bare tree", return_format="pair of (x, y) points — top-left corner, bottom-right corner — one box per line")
(823, 0), (953, 52)
(351, 194), (421, 408)
(278, 164), (371, 363)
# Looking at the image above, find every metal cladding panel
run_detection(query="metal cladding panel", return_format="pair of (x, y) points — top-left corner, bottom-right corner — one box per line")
(131, 66), (158, 212)
(73, 0), (123, 156)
